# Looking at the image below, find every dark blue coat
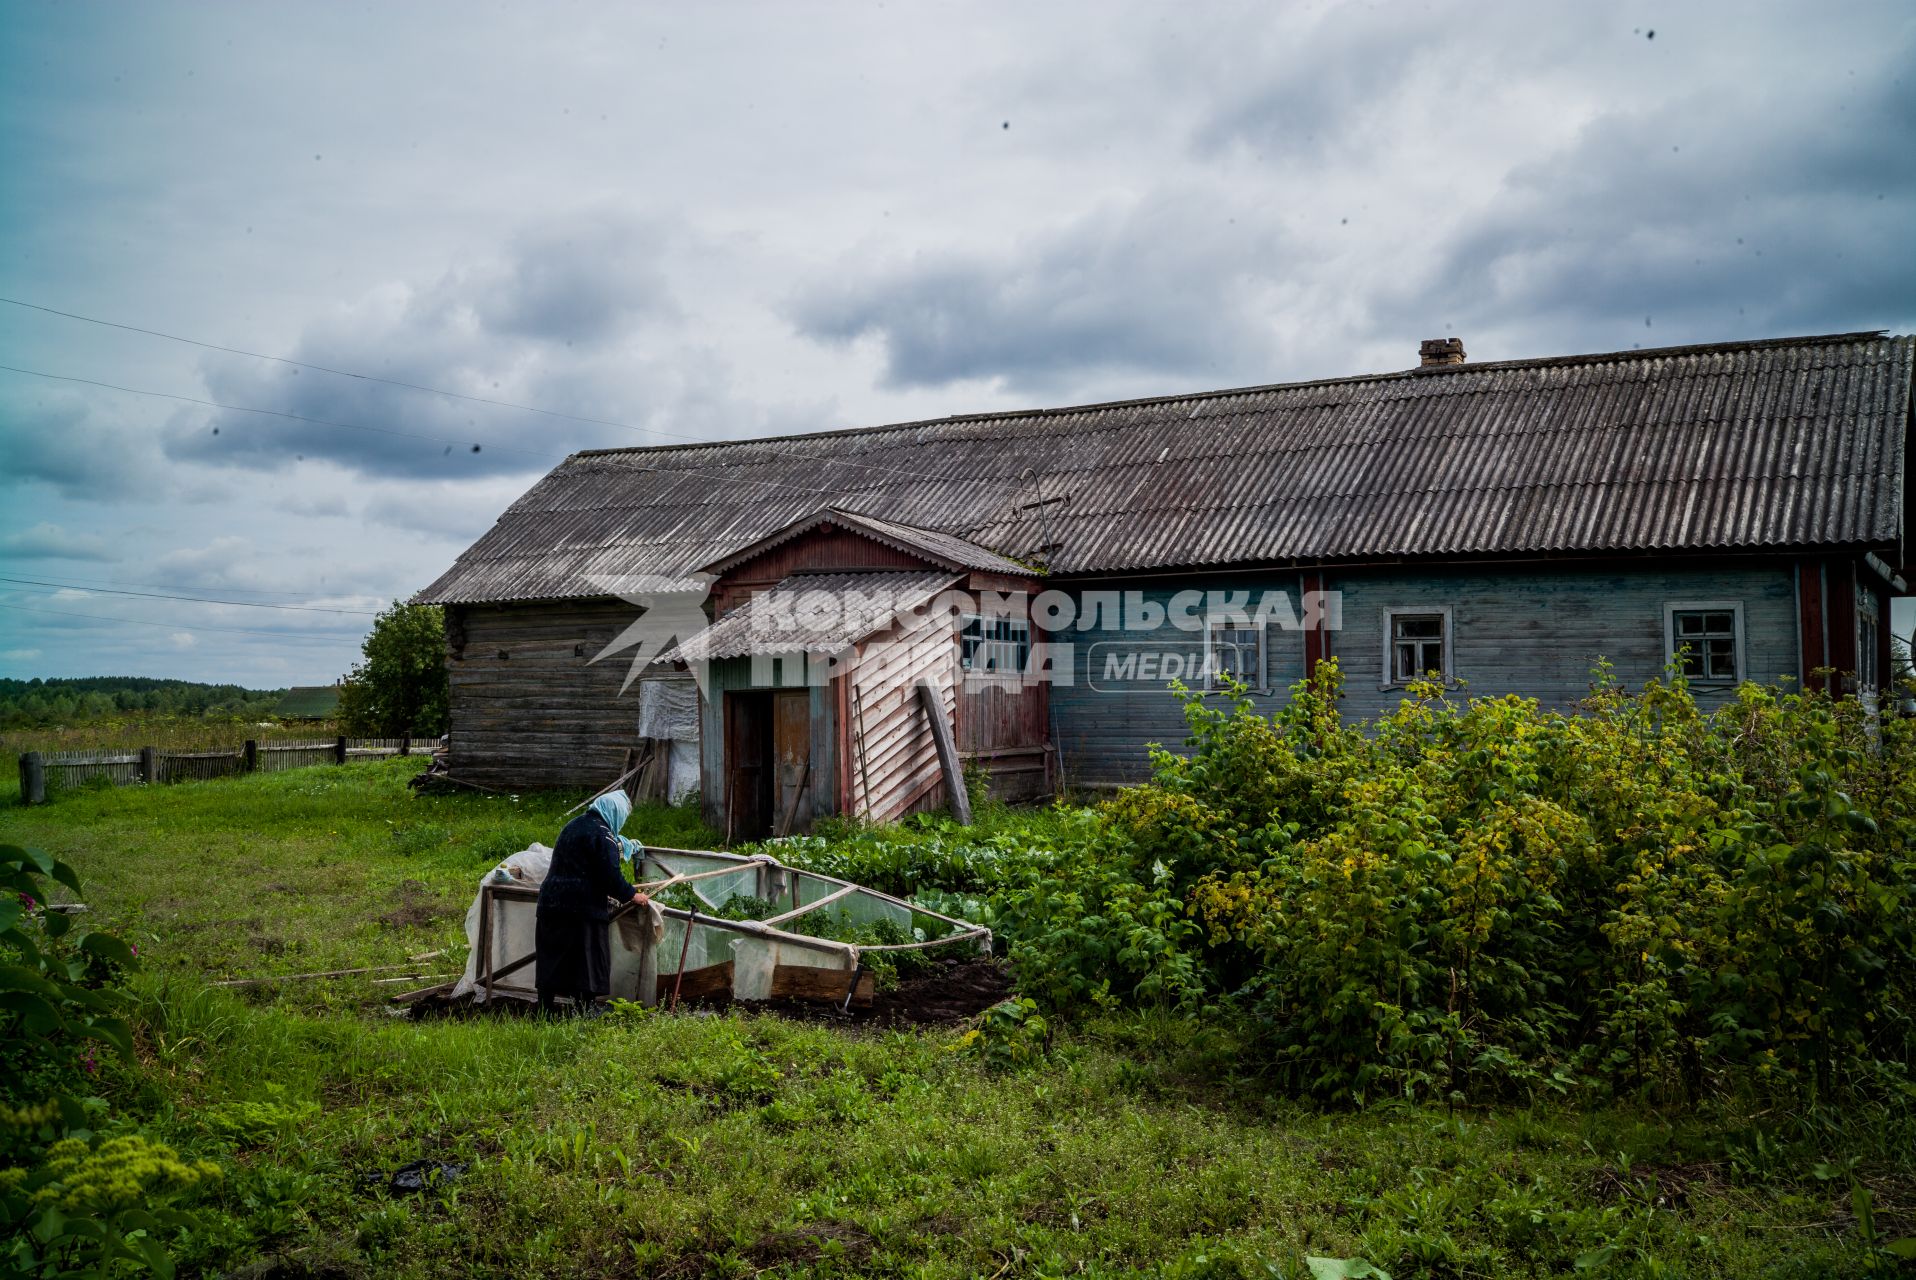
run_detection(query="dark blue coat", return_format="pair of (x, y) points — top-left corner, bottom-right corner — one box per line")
(536, 810), (638, 921)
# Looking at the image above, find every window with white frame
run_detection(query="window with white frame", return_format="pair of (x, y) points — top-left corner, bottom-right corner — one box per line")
(1664, 601), (1743, 683)
(1381, 607), (1451, 687)
(1205, 622), (1266, 690)
(960, 614), (1031, 675)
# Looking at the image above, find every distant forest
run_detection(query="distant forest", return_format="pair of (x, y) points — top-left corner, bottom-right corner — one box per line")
(0, 677), (286, 728)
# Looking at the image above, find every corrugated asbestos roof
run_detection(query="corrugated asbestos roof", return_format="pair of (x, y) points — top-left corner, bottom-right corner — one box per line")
(698, 508), (1038, 578)
(416, 332), (1914, 604)
(663, 570), (959, 661)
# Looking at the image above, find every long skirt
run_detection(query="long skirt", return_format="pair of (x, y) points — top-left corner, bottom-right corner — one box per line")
(533, 910), (610, 1004)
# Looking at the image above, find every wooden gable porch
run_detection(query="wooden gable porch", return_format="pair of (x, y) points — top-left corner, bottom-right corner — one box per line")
(666, 509), (1051, 841)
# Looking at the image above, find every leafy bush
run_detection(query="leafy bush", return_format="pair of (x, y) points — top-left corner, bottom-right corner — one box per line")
(3, 1132), (221, 1277)
(955, 997), (1050, 1071)
(1141, 663), (1916, 1103)
(1, 845), (136, 1112)
(758, 661), (1914, 1108)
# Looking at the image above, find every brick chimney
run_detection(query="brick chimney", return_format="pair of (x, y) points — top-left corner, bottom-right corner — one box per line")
(1419, 337), (1466, 366)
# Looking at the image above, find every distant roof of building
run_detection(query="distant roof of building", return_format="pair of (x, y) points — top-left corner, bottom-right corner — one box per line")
(273, 685), (340, 718)
(416, 331), (1914, 605)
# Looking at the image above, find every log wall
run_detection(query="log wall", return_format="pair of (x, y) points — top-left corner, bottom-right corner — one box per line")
(447, 600), (691, 790)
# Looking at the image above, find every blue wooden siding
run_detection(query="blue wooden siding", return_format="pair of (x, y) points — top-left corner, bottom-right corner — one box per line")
(1051, 563), (1799, 786)
(1329, 563), (1798, 723)
(1049, 574), (1309, 785)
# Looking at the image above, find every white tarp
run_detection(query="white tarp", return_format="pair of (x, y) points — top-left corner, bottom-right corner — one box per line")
(636, 677), (700, 801)
(451, 845), (551, 1001)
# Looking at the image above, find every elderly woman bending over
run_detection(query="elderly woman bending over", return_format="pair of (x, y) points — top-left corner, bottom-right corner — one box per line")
(534, 791), (649, 1015)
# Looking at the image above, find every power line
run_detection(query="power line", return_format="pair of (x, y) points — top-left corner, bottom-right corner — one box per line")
(0, 360), (852, 500)
(0, 601), (358, 641)
(0, 570), (373, 600)
(0, 363), (563, 461)
(0, 294), (651, 429)
(0, 293), (1024, 494)
(0, 576), (379, 616)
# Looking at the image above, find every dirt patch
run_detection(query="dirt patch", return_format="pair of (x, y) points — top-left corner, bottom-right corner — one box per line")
(736, 958), (1013, 1029)
(378, 880), (451, 929)
(225, 1246), (365, 1280)
(746, 1220), (873, 1266)
(1589, 1159), (1725, 1209)
(865, 957), (1013, 1026)
(909, 1210), (968, 1239)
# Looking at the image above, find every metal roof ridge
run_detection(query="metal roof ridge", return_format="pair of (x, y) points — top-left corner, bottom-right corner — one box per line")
(563, 331), (1901, 463)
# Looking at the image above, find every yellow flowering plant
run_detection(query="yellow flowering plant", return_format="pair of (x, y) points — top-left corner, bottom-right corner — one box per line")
(2, 844), (222, 1277)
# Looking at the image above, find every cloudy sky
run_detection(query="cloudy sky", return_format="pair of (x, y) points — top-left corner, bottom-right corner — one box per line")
(2, 1), (1911, 687)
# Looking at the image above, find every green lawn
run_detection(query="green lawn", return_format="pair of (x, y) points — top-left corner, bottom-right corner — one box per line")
(0, 764), (1900, 1278)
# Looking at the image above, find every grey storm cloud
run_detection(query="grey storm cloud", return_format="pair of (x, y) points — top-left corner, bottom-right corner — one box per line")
(470, 213), (680, 346)
(1188, 3), (1473, 164)
(1386, 38), (1916, 353)
(161, 210), (687, 480)
(0, 391), (161, 499)
(0, 521), (118, 561)
(789, 194), (1291, 393)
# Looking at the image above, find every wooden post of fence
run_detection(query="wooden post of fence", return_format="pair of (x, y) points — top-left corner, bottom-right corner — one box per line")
(244, 740), (258, 773)
(19, 752), (46, 806)
(334, 736), (348, 765)
(139, 746), (158, 785)
(400, 735), (411, 757)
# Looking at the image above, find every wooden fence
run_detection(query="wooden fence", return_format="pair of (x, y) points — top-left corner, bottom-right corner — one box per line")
(16, 736), (435, 805)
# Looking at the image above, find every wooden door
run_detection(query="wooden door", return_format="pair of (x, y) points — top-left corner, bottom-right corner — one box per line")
(724, 691), (772, 842)
(772, 689), (811, 836)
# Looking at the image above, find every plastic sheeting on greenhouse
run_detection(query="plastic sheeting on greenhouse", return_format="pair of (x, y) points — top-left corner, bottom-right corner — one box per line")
(451, 843), (990, 1009)
(451, 843), (550, 1001)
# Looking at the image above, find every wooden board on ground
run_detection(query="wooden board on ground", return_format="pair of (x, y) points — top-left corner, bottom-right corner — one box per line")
(657, 960), (735, 1004)
(769, 963), (874, 1007)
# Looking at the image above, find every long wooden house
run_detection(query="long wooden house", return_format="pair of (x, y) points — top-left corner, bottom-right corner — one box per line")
(415, 332), (1914, 836)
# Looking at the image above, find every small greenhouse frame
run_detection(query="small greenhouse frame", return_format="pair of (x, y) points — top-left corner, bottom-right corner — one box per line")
(467, 844), (991, 1009)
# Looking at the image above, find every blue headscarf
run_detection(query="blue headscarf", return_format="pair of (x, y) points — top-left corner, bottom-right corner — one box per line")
(589, 790), (631, 834)
(588, 791), (643, 865)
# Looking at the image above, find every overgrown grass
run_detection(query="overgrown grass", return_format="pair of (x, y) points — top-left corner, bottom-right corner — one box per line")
(2, 717), (347, 757)
(1, 764), (1905, 1276)
(0, 759), (713, 995)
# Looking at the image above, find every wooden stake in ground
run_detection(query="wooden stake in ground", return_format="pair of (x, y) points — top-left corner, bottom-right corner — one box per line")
(916, 681), (972, 824)
(19, 752), (46, 806)
(214, 962), (441, 988)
